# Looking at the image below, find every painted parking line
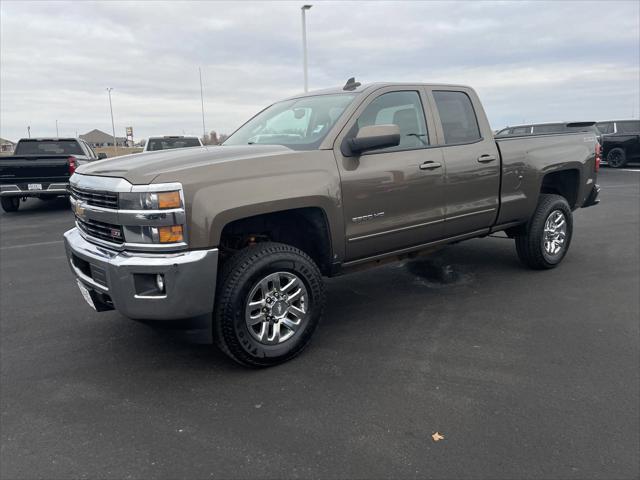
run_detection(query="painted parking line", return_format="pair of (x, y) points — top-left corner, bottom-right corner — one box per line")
(0, 240), (64, 250)
(621, 169), (640, 172)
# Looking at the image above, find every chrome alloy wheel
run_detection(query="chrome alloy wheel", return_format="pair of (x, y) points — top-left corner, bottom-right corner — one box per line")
(244, 272), (308, 345)
(542, 210), (567, 257)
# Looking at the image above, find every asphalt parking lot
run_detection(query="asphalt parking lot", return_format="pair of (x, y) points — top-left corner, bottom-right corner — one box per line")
(1, 168), (638, 479)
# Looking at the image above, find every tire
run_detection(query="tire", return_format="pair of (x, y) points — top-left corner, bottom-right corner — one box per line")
(606, 148), (627, 168)
(1, 197), (20, 213)
(214, 242), (325, 367)
(515, 194), (573, 270)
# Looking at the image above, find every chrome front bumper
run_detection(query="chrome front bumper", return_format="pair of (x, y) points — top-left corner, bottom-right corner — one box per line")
(64, 227), (219, 320)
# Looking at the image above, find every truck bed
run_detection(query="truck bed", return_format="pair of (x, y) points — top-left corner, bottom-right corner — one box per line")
(495, 131), (598, 226)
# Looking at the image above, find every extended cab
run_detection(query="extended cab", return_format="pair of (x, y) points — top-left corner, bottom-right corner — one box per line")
(0, 138), (105, 212)
(64, 82), (601, 367)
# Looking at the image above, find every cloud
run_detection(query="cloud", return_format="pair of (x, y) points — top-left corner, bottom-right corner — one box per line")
(1, 0), (638, 141)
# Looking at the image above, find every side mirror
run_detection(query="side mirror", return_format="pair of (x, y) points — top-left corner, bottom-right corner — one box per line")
(97, 152), (108, 159)
(344, 124), (400, 156)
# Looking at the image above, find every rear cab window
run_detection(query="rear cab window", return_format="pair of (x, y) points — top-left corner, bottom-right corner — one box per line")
(14, 140), (84, 155)
(147, 137), (201, 151)
(432, 91), (481, 144)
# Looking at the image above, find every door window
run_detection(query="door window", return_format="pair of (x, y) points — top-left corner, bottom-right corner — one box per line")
(356, 91), (429, 150)
(433, 91), (481, 144)
(617, 121), (640, 134)
(511, 126), (531, 135)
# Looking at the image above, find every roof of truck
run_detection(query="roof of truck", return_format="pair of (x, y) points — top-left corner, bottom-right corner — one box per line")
(284, 82), (472, 100)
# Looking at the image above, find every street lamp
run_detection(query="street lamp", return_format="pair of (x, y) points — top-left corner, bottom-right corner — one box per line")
(301, 5), (312, 92)
(106, 87), (117, 154)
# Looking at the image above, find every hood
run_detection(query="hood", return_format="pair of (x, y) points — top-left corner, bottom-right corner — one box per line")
(76, 145), (293, 184)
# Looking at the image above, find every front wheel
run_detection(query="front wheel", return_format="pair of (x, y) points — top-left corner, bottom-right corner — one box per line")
(214, 242), (325, 367)
(515, 194), (573, 269)
(1, 197), (20, 213)
(606, 148), (627, 168)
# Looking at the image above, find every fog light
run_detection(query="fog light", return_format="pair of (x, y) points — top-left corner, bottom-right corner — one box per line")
(158, 225), (184, 243)
(156, 274), (165, 293)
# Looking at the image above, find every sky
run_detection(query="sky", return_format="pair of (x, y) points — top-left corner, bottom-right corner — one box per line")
(1, 0), (639, 142)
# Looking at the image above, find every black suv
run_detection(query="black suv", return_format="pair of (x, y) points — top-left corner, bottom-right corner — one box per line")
(596, 120), (640, 168)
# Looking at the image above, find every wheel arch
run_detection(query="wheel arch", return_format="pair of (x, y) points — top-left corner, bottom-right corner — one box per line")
(540, 168), (581, 209)
(215, 203), (337, 275)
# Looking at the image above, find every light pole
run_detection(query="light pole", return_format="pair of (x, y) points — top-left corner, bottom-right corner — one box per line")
(56, 119), (59, 137)
(199, 67), (206, 141)
(301, 5), (312, 92)
(106, 87), (117, 154)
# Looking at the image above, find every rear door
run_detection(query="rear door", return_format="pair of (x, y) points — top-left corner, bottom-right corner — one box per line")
(334, 86), (446, 261)
(428, 88), (500, 236)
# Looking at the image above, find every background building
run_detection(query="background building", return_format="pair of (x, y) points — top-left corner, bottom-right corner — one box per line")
(80, 129), (127, 147)
(0, 138), (15, 153)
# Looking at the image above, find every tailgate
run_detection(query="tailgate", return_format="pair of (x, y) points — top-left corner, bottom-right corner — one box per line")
(0, 156), (71, 184)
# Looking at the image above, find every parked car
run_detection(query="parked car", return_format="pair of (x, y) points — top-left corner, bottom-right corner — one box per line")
(495, 121), (601, 139)
(0, 138), (105, 212)
(64, 81), (600, 367)
(596, 120), (640, 168)
(143, 135), (203, 152)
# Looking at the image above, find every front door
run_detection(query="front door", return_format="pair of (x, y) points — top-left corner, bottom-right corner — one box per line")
(334, 88), (447, 261)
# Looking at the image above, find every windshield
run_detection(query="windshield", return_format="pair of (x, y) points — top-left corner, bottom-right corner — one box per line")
(223, 93), (357, 149)
(15, 140), (84, 155)
(147, 137), (201, 151)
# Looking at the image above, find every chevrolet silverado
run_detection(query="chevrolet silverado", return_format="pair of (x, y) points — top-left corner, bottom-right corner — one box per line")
(64, 81), (601, 367)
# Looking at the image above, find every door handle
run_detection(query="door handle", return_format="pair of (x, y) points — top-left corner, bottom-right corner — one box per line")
(419, 161), (442, 170)
(477, 154), (497, 163)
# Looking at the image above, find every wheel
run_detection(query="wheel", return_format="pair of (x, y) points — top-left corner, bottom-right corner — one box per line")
(214, 242), (325, 367)
(606, 148), (627, 168)
(1, 197), (20, 212)
(515, 194), (573, 269)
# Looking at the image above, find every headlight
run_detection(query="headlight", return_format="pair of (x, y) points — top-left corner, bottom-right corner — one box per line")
(119, 191), (182, 210)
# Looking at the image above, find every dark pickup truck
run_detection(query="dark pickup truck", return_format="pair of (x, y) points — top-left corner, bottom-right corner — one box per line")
(596, 120), (640, 168)
(64, 81), (601, 367)
(0, 138), (105, 212)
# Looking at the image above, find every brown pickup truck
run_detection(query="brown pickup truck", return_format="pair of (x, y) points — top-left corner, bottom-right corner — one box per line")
(64, 81), (601, 367)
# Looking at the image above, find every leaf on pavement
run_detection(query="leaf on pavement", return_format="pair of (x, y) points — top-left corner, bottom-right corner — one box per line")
(432, 432), (445, 442)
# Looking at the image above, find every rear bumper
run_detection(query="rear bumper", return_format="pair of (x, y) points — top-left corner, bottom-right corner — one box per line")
(582, 183), (600, 208)
(0, 183), (68, 197)
(64, 228), (219, 320)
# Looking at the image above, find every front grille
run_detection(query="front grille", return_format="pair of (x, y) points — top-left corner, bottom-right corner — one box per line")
(70, 186), (118, 209)
(76, 217), (124, 244)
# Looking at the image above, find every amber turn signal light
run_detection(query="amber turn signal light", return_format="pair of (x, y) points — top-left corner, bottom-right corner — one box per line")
(157, 191), (181, 209)
(158, 225), (184, 243)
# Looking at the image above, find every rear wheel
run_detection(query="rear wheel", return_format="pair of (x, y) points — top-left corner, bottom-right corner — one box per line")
(515, 194), (573, 269)
(606, 148), (627, 168)
(1, 197), (20, 213)
(214, 242), (325, 367)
